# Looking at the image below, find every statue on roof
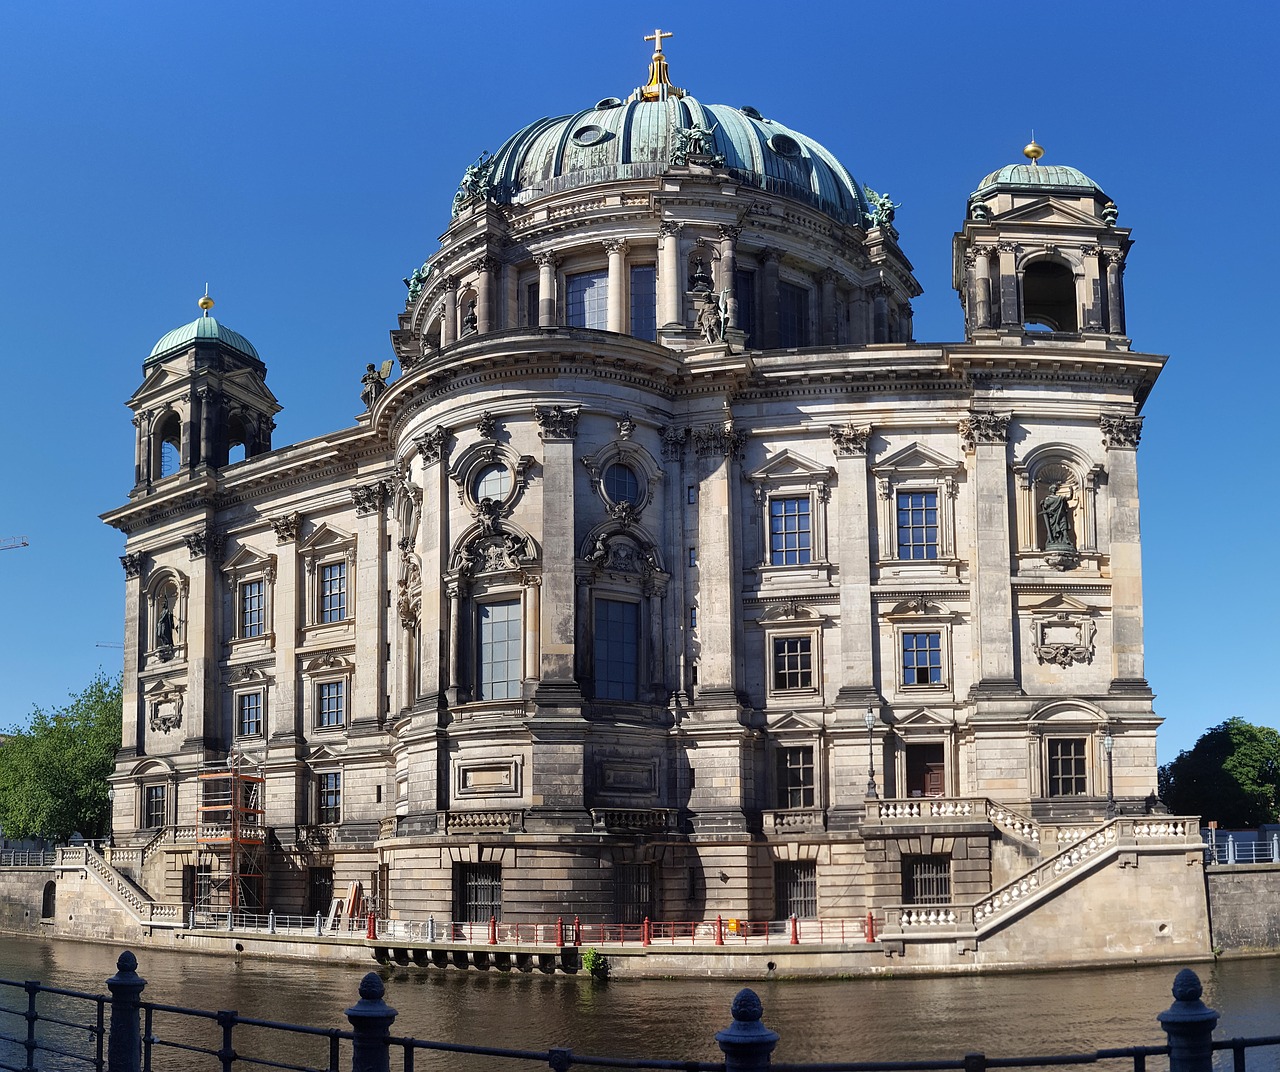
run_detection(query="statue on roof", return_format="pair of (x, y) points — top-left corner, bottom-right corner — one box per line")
(361, 361), (392, 410)
(403, 261), (432, 302)
(671, 123), (724, 167)
(452, 153), (495, 218)
(864, 186), (901, 229)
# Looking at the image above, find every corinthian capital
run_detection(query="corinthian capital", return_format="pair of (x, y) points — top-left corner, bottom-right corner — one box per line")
(959, 411), (1010, 451)
(1100, 414), (1143, 450)
(828, 423), (871, 457)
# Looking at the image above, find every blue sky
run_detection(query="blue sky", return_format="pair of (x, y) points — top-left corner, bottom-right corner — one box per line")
(0, 2), (1274, 761)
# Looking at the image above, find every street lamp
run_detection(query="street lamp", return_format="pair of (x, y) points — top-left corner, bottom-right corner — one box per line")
(1102, 731), (1116, 819)
(864, 707), (878, 799)
(106, 787), (115, 849)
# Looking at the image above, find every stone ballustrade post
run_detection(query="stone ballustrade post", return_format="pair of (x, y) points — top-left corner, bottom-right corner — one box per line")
(1101, 414), (1147, 692)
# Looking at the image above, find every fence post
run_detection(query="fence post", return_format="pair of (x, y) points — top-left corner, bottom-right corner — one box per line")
(642, 917), (651, 946)
(715, 988), (778, 1072)
(106, 950), (147, 1072)
(1226, 835), (1236, 865)
(189, 907), (195, 930)
(427, 916), (436, 942)
(268, 909), (276, 935)
(1273, 833), (1279, 862)
(556, 916), (564, 945)
(573, 915), (581, 946)
(789, 914), (798, 945)
(345, 973), (398, 1072)
(715, 915), (724, 945)
(1158, 969), (1219, 1072)
(488, 915), (497, 945)
(367, 912), (377, 940)
(315, 912), (323, 937)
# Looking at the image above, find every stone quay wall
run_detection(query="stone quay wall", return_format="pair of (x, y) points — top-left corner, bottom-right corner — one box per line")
(1205, 864), (1280, 952)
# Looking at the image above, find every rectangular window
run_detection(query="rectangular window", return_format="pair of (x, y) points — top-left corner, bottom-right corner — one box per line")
(775, 861), (817, 919)
(769, 496), (812, 565)
(734, 269), (756, 345)
(630, 265), (657, 341)
(902, 855), (951, 905)
(688, 546), (697, 567)
(687, 485), (697, 504)
(772, 636), (813, 691)
(144, 785), (166, 829)
(566, 270), (608, 329)
(902, 632), (942, 686)
(236, 692), (263, 737)
(320, 562), (347, 623)
(896, 490), (939, 560)
(689, 606), (697, 629)
(317, 772), (341, 825)
(1048, 738), (1088, 797)
(240, 579), (265, 637)
(778, 281), (810, 347)
(525, 281), (539, 327)
(478, 599), (521, 700)
(454, 861), (502, 923)
(594, 598), (639, 701)
(776, 746), (815, 809)
(613, 863), (655, 925)
(317, 680), (345, 728)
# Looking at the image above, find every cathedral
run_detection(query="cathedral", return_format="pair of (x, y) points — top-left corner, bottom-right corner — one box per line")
(102, 35), (1193, 953)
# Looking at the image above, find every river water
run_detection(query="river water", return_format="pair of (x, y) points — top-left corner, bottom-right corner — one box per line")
(2, 936), (1279, 1070)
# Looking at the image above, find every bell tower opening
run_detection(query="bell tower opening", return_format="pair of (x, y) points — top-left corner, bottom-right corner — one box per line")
(155, 412), (182, 478)
(1022, 260), (1077, 333)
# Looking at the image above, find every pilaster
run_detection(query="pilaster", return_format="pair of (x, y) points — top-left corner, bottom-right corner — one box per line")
(829, 423), (877, 705)
(1101, 414), (1149, 694)
(268, 511), (301, 745)
(351, 478), (388, 735)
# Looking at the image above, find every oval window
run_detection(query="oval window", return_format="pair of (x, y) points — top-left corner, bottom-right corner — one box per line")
(604, 463), (640, 505)
(595, 97), (623, 109)
(740, 105), (764, 120)
(474, 463), (512, 502)
(768, 133), (802, 158)
(573, 125), (610, 147)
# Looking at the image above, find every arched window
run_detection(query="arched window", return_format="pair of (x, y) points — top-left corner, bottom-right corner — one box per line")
(156, 412), (181, 477)
(1023, 261), (1077, 333)
(227, 413), (253, 465)
(41, 880), (56, 919)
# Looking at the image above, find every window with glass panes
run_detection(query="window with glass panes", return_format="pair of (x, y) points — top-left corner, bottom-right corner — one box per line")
(594, 598), (639, 701)
(1048, 738), (1087, 796)
(237, 692), (263, 737)
(566, 270), (608, 329)
(776, 746), (815, 809)
(778, 281), (810, 347)
(144, 785), (166, 829)
(769, 497), (811, 565)
(317, 772), (341, 824)
(474, 463), (512, 501)
(316, 681), (345, 728)
(630, 265), (657, 341)
(772, 636), (813, 691)
(902, 632), (942, 685)
(525, 281), (539, 327)
(896, 490), (939, 559)
(240, 579), (265, 637)
(320, 562), (347, 623)
(603, 462), (640, 504)
(477, 599), (521, 700)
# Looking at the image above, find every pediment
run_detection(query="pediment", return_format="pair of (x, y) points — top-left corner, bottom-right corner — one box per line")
(770, 711), (822, 733)
(143, 677), (183, 698)
(895, 707), (953, 728)
(1027, 592), (1091, 614)
(1030, 699), (1106, 723)
(757, 600), (824, 624)
(885, 596), (956, 620)
(221, 366), (282, 410)
(228, 663), (273, 684)
(748, 449), (834, 484)
(307, 743), (345, 763)
(222, 545), (275, 575)
(129, 757), (176, 777)
(303, 650), (352, 674)
(874, 442), (962, 476)
(995, 197), (1105, 229)
(299, 522), (354, 555)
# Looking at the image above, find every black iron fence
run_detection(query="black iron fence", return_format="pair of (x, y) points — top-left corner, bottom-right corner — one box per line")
(1, 952), (1275, 1072)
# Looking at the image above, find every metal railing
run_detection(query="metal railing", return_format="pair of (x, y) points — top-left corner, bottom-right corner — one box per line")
(0, 851), (57, 867)
(1204, 832), (1280, 865)
(0, 953), (1272, 1072)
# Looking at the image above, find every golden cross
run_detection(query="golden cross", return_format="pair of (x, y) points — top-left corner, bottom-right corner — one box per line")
(645, 27), (672, 53)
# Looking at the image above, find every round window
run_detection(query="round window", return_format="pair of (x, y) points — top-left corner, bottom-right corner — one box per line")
(768, 133), (802, 158)
(572, 124), (610, 147)
(474, 464), (512, 502)
(603, 463), (640, 505)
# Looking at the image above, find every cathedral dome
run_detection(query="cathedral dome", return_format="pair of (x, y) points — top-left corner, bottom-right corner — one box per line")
(148, 313), (260, 363)
(971, 162), (1104, 198)
(477, 94), (873, 227)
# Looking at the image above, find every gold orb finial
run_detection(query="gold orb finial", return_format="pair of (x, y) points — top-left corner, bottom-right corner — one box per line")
(198, 283), (214, 314)
(1023, 136), (1044, 164)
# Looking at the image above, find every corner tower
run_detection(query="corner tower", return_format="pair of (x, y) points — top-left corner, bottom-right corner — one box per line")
(953, 142), (1131, 342)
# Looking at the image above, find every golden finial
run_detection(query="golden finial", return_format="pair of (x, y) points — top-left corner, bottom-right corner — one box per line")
(198, 283), (215, 315)
(640, 28), (682, 100)
(1023, 132), (1044, 165)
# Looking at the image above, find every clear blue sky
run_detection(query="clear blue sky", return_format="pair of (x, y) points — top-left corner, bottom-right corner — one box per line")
(0, 2), (1274, 762)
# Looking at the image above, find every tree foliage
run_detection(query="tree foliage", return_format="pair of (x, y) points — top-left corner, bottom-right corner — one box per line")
(1158, 717), (1280, 828)
(0, 671), (122, 841)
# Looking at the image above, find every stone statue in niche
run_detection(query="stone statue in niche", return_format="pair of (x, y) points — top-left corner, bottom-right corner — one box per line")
(1039, 483), (1076, 552)
(695, 291), (727, 344)
(155, 597), (175, 657)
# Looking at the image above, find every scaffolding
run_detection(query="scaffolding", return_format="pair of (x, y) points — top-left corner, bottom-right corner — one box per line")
(196, 762), (266, 911)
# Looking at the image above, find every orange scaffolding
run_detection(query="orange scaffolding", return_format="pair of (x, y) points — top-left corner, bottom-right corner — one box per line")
(196, 766), (266, 911)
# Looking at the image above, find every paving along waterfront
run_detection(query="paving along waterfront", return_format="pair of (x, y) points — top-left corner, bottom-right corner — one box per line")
(4, 935), (1280, 1069)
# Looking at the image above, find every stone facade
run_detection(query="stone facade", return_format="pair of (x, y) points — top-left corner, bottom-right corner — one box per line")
(101, 43), (1192, 954)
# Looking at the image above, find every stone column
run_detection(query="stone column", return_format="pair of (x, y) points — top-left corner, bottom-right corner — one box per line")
(850, 289), (870, 345)
(661, 426), (690, 706)
(181, 527), (221, 747)
(119, 553), (144, 760)
(1102, 414), (1148, 692)
(522, 575), (541, 691)
(132, 414), (146, 487)
(759, 248), (780, 349)
(969, 245), (993, 331)
(412, 428), (448, 708)
(718, 227), (739, 328)
(898, 300), (913, 343)
(351, 479), (388, 734)
(440, 277), (458, 345)
(1080, 246), (1104, 331)
(996, 243), (1019, 329)
(533, 405), (582, 706)
(691, 419), (745, 697)
(475, 257), (496, 335)
(1105, 250), (1126, 335)
(829, 423), (876, 704)
(198, 387), (218, 467)
(502, 260), (518, 332)
(871, 285), (891, 343)
(961, 412), (1018, 690)
(659, 222), (683, 327)
(604, 240), (627, 333)
(445, 580), (463, 705)
(820, 270), (839, 345)
(535, 253), (557, 328)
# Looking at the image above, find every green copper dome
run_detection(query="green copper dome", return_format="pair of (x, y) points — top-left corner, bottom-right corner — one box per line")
(971, 163), (1104, 197)
(148, 314), (260, 362)
(476, 94), (874, 227)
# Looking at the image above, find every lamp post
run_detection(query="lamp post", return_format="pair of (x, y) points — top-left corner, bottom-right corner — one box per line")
(106, 786), (116, 850)
(864, 708), (878, 799)
(1103, 731), (1116, 819)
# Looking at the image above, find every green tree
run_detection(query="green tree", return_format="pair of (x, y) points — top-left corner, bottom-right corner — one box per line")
(0, 671), (121, 841)
(1158, 718), (1280, 827)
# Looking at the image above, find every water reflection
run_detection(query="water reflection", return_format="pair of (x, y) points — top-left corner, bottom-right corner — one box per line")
(3, 937), (1279, 1069)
